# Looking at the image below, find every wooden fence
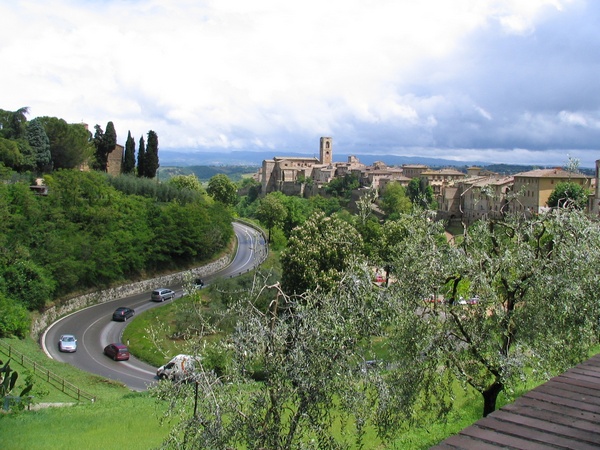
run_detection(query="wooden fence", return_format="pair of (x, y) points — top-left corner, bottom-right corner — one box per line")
(0, 340), (95, 403)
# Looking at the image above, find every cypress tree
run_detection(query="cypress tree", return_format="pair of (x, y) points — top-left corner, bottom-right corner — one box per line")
(137, 136), (146, 177)
(123, 130), (136, 174)
(145, 130), (159, 178)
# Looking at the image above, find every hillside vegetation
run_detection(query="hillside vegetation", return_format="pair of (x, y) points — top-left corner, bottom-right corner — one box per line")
(0, 168), (233, 338)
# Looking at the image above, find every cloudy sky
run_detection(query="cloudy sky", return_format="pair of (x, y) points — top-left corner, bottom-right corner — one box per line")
(2, 0), (600, 167)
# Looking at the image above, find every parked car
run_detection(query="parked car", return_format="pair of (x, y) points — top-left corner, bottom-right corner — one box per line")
(58, 334), (77, 353)
(112, 306), (135, 321)
(157, 354), (200, 381)
(103, 343), (130, 361)
(151, 288), (176, 302)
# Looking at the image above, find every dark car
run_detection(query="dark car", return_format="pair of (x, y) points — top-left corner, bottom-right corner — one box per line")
(103, 343), (130, 361)
(151, 288), (176, 302)
(112, 307), (135, 321)
(58, 334), (77, 353)
(193, 279), (204, 289)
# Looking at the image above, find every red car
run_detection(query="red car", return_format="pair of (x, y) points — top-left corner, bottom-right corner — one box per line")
(103, 343), (130, 361)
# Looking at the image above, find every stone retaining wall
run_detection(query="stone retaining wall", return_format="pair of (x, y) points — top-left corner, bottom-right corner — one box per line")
(32, 253), (232, 338)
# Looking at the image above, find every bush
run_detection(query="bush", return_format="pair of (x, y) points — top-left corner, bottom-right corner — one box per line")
(0, 294), (30, 338)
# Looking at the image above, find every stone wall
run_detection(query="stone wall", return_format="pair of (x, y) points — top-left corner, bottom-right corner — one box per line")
(32, 253), (232, 338)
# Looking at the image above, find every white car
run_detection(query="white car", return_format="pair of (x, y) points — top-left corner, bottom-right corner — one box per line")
(58, 334), (77, 353)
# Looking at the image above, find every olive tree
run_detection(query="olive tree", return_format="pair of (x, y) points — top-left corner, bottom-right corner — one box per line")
(380, 209), (600, 420)
(280, 211), (364, 295)
(151, 268), (387, 449)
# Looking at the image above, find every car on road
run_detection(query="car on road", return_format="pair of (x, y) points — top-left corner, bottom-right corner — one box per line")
(193, 278), (204, 289)
(112, 306), (135, 321)
(103, 343), (130, 361)
(58, 334), (77, 352)
(151, 288), (176, 302)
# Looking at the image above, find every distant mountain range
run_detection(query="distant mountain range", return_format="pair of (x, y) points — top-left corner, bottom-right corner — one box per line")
(159, 149), (594, 176)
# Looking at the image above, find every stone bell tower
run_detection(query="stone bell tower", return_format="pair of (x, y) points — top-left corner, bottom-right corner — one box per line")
(319, 137), (332, 165)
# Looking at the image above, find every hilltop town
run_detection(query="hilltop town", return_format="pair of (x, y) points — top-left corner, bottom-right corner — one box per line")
(258, 137), (599, 224)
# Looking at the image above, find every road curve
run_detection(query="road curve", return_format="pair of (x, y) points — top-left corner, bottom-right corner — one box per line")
(42, 222), (267, 391)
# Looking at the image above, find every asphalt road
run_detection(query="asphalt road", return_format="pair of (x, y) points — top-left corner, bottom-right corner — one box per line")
(42, 222), (267, 391)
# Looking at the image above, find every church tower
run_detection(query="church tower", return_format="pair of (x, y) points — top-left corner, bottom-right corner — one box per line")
(319, 137), (332, 165)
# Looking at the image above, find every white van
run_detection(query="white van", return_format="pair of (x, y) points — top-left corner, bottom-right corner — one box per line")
(156, 354), (200, 381)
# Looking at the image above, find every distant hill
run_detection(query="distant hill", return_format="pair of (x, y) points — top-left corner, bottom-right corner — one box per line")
(159, 150), (595, 177)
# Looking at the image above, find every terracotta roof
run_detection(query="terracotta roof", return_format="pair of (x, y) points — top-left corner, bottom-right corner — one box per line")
(514, 168), (590, 179)
(431, 353), (600, 449)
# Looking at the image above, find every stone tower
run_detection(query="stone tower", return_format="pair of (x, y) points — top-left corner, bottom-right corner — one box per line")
(320, 137), (332, 165)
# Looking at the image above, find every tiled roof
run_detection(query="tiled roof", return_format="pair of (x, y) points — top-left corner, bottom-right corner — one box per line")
(514, 168), (590, 179)
(431, 353), (600, 449)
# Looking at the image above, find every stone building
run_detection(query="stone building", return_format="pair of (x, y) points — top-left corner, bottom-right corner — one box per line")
(106, 144), (124, 176)
(260, 137), (367, 196)
(508, 168), (591, 216)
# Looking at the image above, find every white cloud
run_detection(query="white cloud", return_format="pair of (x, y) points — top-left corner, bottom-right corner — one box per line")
(0, 0), (597, 166)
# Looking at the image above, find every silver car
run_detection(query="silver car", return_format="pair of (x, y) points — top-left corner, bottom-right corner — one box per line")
(151, 288), (176, 302)
(58, 334), (77, 353)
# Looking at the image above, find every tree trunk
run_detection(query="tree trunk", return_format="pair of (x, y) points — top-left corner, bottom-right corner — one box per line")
(482, 380), (503, 417)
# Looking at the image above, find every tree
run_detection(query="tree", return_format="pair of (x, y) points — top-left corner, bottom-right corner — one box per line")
(144, 130), (159, 178)
(0, 107), (29, 139)
(168, 174), (204, 193)
(406, 177), (435, 209)
(123, 131), (136, 174)
(151, 271), (385, 449)
(379, 182), (412, 217)
(38, 117), (92, 169)
(255, 192), (288, 242)
(280, 211), (364, 295)
(0, 137), (22, 169)
(206, 174), (238, 206)
(92, 121), (116, 172)
(136, 135), (146, 177)
(380, 209), (600, 419)
(324, 173), (359, 200)
(547, 181), (589, 210)
(25, 118), (51, 172)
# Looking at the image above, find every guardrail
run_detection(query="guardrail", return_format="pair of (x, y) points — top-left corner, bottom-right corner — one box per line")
(0, 340), (95, 403)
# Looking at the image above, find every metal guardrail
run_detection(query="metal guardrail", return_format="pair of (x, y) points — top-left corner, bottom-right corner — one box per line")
(0, 340), (95, 403)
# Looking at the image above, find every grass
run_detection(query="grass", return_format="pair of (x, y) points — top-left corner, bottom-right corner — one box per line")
(0, 337), (170, 450)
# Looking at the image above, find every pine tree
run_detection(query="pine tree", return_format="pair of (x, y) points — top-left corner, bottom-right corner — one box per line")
(25, 118), (51, 172)
(144, 130), (159, 178)
(136, 136), (146, 177)
(123, 130), (136, 174)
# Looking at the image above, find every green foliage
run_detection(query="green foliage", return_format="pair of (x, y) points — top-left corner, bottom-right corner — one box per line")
(0, 358), (33, 412)
(137, 135), (145, 177)
(144, 130), (159, 178)
(38, 116), (93, 170)
(382, 209), (600, 418)
(0, 170), (233, 304)
(406, 177), (436, 209)
(151, 269), (386, 449)
(24, 118), (51, 172)
(0, 137), (22, 169)
(123, 130), (136, 174)
(206, 173), (238, 206)
(0, 294), (30, 338)
(324, 172), (359, 200)
(281, 211), (364, 295)
(167, 173), (204, 193)
(255, 192), (288, 242)
(379, 181), (412, 218)
(547, 181), (589, 209)
(2, 260), (56, 311)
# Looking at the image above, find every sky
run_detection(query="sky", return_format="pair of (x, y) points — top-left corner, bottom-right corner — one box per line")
(2, 0), (600, 167)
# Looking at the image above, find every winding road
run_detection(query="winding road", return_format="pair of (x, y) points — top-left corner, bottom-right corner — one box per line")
(42, 222), (267, 391)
